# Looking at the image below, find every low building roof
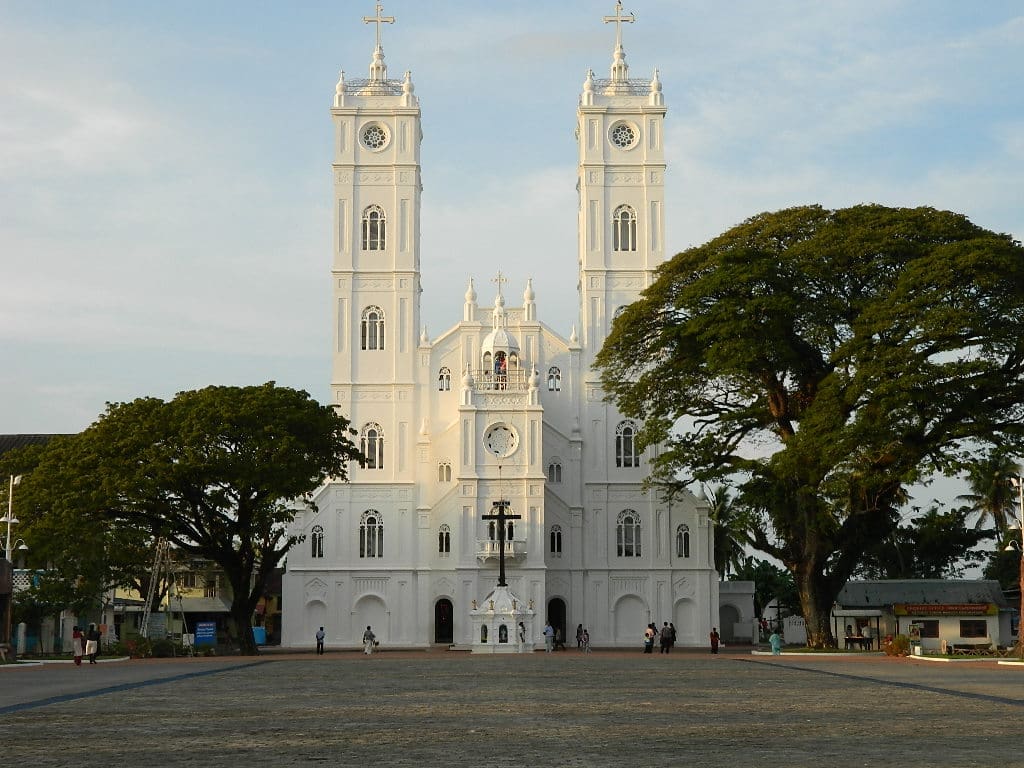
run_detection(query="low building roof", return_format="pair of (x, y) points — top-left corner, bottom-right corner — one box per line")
(837, 580), (1009, 609)
(0, 434), (70, 456)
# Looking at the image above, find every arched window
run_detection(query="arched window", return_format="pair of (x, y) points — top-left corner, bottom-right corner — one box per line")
(438, 367), (451, 391)
(547, 460), (562, 484)
(612, 204), (637, 252)
(362, 205), (386, 251)
(360, 510), (383, 558)
(360, 423), (384, 470)
(615, 420), (640, 468)
(438, 524), (451, 555)
(547, 366), (561, 392)
(438, 462), (452, 482)
(550, 525), (563, 556)
(311, 525), (324, 559)
(676, 524), (691, 558)
(360, 305), (385, 351)
(616, 510), (641, 557)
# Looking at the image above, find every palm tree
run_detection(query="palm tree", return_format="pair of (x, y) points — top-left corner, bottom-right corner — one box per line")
(957, 449), (1021, 546)
(705, 485), (751, 580)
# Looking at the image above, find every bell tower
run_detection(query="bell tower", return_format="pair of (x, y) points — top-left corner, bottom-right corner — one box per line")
(330, 2), (422, 483)
(577, 1), (666, 368)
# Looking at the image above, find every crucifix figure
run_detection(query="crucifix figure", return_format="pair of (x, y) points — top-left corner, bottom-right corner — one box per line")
(482, 498), (521, 587)
(363, 2), (395, 50)
(602, 1), (635, 49)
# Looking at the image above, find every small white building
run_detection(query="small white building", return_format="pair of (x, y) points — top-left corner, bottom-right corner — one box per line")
(834, 580), (1013, 651)
(281, 4), (723, 650)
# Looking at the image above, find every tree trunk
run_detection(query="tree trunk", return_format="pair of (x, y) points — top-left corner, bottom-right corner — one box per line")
(229, 600), (258, 655)
(795, 567), (837, 649)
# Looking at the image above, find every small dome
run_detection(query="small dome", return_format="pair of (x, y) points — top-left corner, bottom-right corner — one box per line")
(650, 68), (662, 93)
(481, 328), (520, 355)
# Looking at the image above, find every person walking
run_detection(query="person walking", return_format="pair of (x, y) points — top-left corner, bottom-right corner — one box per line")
(769, 630), (783, 655)
(659, 622), (672, 654)
(709, 627), (720, 654)
(543, 622), (555, 653)
(576, 623), (584, 650)
(669, 622), (677, 651)
(72, 626), (84, 666)
(85, 624), (101, 664)
(315, 626), (326, 655)
(643, 623), (656, 653)
(582, 628), (591, 653)
(362, 626), (376, 655)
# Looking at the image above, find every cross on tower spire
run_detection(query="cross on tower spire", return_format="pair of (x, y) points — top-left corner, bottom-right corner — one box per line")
(363, 2), (395, 51)
(491, 270), (508, 297)
(602, 1), (635, 50)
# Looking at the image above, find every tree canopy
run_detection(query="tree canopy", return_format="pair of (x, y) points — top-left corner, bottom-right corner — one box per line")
(596, 204), (1024, 646)
(16, 383), (361, 654)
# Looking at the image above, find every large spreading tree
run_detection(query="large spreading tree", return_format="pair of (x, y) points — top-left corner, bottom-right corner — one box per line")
(596, 204), (1024, 647)
(19, 383), (361, 654)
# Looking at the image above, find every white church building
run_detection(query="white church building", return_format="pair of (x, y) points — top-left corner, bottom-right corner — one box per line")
(281, 3), (735, 650)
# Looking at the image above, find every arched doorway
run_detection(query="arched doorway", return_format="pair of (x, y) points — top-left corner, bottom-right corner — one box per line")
(547, 598), (566, 648)
(719, 604), (740, 643)
(435, 598), (454, 644)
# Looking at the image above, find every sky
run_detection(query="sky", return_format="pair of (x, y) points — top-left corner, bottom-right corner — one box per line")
(2, 0), (1022, 448)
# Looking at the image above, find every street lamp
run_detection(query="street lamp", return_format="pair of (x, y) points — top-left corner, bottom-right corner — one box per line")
(1007, 476), (1024, 660)
(2, 474), (25, 647)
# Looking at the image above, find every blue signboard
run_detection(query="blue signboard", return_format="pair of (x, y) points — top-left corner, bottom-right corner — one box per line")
(194, 621), (217, 646)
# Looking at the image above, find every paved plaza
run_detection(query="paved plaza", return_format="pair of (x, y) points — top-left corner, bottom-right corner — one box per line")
(2, 650), (1022, 767)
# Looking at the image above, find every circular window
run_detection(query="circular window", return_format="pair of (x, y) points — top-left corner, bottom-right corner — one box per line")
(609, 122), (638, 150)
(362, 124), (389, 150)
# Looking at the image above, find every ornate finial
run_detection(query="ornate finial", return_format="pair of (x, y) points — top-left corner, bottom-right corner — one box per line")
(465, 277), (477, 303)
(334, 70), (346, 107)
(523, 278), (535, 303)
(420, 326), (429, 345)
(570, 324), (579, 344)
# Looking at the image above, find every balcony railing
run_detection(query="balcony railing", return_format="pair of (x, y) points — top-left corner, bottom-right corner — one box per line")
(476, 539), (527, 562)
(471, 370), (530, 392)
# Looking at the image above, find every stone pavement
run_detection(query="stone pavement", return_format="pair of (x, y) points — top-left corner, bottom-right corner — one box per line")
(2, 649), (1022, 767)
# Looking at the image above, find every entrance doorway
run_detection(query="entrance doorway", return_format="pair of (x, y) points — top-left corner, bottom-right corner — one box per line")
(435, 599), (454, 644)
(547, 598), (566, 648)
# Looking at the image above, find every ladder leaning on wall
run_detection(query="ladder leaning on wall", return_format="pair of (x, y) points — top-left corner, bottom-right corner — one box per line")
(139, 539), (194, 656)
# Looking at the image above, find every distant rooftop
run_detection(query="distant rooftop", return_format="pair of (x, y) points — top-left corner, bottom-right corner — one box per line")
(0, 434), (70, 457)
(838, 580), (1009, 608)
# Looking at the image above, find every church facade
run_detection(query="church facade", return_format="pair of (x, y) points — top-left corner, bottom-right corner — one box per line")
(281, 4), (722, 649)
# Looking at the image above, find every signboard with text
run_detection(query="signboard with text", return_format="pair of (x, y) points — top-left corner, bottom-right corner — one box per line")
(893, 603), (998, 617)
(194, 621), (217, 646)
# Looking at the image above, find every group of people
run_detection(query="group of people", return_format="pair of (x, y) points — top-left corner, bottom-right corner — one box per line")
(71, 624), (102, 665)
(643, 622), (678, 653)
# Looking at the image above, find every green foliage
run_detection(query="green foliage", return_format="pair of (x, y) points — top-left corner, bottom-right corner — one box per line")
(16, 382), (363, 656)
(706, 485), (753, 579)
(957, 449), (1021, 546)
(596, 204), (1024, 646)
(856, 505), (994, 579)
(730, 557), (798, 617)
